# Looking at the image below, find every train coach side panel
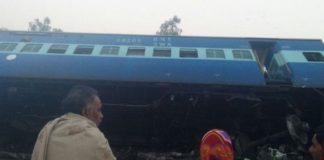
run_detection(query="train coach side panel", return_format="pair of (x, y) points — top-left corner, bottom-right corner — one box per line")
(0, 53), (265, 86)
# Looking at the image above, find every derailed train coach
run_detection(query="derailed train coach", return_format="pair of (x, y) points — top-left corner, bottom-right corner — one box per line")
(0, 31), (324, 159)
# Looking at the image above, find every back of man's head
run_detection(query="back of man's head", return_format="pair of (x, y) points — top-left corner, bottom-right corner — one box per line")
(61, 85), (98, 115)
(316, 125), (324, 145)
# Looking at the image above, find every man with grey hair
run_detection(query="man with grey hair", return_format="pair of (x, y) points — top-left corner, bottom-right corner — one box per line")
(32, 85), (116, 160)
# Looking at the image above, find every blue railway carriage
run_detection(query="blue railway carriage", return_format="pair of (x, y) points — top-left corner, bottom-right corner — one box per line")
(0, 31), (265, 86)
(1, 31), (324, 159)
(266, 40), (324, 88)
(0, 31), (323, 88)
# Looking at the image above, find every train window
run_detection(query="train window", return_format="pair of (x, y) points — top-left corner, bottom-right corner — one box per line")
(0, 43), (17, 51)
(47, 44), (68, 54)
(180, 48), (198, 58)
(21, 44), (43, 52)
(233, 50), (253, 60)
(303, 52), (324, 62)
(73, 45), (94, 55)
(206, 49), (225, 58)
(153, 48), (171, 57)
(127, 47), (145, 56)
(100, 46), (120, 55)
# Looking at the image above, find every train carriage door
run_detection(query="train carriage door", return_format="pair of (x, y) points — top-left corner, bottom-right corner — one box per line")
(249, 41), (276, 79)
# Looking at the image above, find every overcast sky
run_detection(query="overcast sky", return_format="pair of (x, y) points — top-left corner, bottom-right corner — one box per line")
(1, 0), (324, 40)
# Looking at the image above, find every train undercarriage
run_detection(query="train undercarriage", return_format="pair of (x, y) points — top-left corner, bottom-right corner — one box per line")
(0, 78), (323, 160)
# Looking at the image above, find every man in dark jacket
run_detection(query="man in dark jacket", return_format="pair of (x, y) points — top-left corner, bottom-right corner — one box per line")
(309, 125), (324, 160)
